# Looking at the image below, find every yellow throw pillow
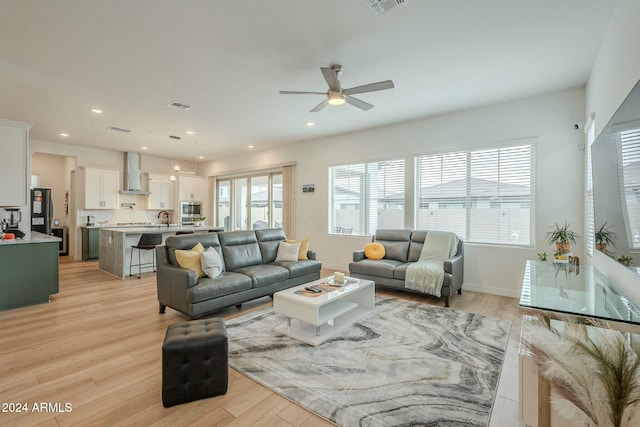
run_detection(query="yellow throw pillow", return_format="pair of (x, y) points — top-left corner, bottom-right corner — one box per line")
(175, 243), (206, 277)
(286, 238), (310, 260)
(364, 242), (385, 260)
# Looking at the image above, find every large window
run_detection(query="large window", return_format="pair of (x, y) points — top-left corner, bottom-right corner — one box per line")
(415, 144), (534, 246)
(329, 159), (405, 235)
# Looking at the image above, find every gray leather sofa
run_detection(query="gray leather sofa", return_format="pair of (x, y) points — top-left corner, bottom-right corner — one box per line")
(349, 229), (463, 307)
(156, 228), (321, 318)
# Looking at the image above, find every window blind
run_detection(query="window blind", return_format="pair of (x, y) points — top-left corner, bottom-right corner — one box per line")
(415, 144), (534, 246)
(329, 159), (405, 235)
(585, 120), (595, 256)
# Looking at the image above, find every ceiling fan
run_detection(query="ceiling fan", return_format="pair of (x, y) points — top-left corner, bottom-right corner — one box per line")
(279, 64), (394, 112)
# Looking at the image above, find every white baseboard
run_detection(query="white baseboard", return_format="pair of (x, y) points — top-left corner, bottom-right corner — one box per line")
(462, 283), (520, 298)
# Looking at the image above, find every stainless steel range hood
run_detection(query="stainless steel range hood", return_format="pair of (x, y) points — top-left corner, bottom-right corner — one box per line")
(120, 152), (151, 195)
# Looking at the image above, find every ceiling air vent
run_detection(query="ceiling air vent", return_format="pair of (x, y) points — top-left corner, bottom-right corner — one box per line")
(363, 0), (407, 15)
(108, 126), (131, 133)
(169, 135), (181, 140)
(167, 101), (191, 111)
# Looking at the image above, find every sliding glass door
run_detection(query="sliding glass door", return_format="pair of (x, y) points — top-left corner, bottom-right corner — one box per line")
(216, 173), (282, 231)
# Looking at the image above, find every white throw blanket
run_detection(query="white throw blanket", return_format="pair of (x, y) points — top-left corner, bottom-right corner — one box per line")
(405, 231), (459, 297)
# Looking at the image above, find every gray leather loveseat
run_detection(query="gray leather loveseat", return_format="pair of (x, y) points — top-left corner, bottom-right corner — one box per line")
(156, 228), (321, 318)
(349, 229), (463, 307)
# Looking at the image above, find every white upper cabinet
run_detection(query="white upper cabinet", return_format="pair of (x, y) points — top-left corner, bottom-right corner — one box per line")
(178, 175), (206, 201)
(82, 167), (119, 209)
(0, 120), (31, 207)
(147, 174), (175, 210)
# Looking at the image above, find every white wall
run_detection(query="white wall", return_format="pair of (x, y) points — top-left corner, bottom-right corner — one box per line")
(205, 87), (586, 297)
(586, 0), (640, 304)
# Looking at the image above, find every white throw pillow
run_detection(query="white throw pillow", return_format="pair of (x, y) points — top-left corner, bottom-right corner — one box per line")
(201, 246), (223, 278)
(275, 241), (301, 262)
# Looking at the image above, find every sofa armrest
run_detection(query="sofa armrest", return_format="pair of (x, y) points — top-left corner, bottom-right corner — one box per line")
(306, 250), (317, 261)
(444, 254), (464, 290)
(353, 249), (366, 262)
(156, 246), (199, 315)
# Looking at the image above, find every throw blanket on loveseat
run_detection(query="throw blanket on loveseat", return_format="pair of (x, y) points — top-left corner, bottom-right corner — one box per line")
(405, 231), (459, 297)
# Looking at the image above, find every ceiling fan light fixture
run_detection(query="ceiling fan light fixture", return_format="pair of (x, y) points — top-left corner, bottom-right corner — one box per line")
(327, 93), (345, 106)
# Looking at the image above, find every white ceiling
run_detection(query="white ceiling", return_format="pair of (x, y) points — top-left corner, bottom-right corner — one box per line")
(0, 0), (617, 162)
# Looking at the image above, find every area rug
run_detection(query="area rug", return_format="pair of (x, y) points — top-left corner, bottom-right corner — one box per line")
(226, 297), (511, 427)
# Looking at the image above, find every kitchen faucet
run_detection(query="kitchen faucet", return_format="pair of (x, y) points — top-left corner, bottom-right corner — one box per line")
(158, 211), (170, 226)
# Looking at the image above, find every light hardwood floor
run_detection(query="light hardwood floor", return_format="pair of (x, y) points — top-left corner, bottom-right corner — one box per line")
(0, 258), (525, 426)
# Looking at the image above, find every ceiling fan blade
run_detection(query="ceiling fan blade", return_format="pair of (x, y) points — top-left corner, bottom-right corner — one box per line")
(310, 99), (329, 113)
(343, 80), (394, 95)
(320, 67), (341, 92)
(345, 95), (374, 111)
(279, 90), (327, 95)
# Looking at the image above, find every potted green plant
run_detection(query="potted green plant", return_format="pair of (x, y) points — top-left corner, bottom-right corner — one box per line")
(595, 222), (617, 252)
(618, 255), (633, 267)
(546, 222), (580, 253)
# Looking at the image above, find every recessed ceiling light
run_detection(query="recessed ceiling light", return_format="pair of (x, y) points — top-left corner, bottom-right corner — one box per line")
(198, 156), (204, 159)
(59, 133), (69, 137)
(90, 108), (103, 114)
(248, 145), (255, 149)
(185, 130), (195, 135)
(305, 121), (315, 127)
(141, 146), (149, 150)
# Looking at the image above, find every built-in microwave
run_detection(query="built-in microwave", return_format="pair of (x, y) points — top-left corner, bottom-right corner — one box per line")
(180, 201), (202, 225)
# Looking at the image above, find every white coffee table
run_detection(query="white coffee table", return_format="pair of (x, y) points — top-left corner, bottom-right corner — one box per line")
(273, 277), (374, 346)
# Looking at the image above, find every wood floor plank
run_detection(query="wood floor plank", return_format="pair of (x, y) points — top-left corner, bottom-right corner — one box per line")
(0, 258), (524, 426)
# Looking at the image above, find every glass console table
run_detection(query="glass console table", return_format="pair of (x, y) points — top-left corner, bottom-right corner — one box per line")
(519, 260), (640, 427)
(520, 260), (640, 334)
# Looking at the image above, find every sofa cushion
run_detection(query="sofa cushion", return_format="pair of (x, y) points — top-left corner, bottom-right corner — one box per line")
(348, 258), (403, 279)
(175, 243), (207, 277)
(272, 260), (322, 278)
(364, 242), (385, 260)
(255, 228), (287, 263)
(218, 230), (263, 271)
(232, 264), (290, 288)
(275, 241), (300, 262)
(286, 238), (310, 260)
(201, 246), (223, 278)
(165, 233), (223, 268)
(374, 229), (411, 262)
(186, 272), (252, 303)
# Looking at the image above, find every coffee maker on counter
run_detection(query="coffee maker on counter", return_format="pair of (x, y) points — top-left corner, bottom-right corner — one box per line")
(2, 208), (26, 238)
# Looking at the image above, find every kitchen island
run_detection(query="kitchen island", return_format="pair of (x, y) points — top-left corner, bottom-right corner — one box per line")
(98, 226), (223, 279)
(0, 231), (60, 310)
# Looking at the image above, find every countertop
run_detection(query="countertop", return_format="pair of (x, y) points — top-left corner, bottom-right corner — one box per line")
(80, 223), (181, 229)
(99, 226), (222, 234)
(0, 230), (61, 245)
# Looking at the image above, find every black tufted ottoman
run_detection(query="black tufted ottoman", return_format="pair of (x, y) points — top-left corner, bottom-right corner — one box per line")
(162, 318), (228, 407)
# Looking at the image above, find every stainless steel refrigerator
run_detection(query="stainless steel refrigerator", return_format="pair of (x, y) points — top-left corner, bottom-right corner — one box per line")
(31, 188), (53, 234)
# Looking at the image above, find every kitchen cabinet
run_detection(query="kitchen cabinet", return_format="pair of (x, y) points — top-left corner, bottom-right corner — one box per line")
(82, 227), (99, 260)
(147, 174), (175, 210)
(83, 167), (119, 209)
(178, 175), (207, 201)
(0, 234), (59, 310)
(0, 119), (31, 207)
